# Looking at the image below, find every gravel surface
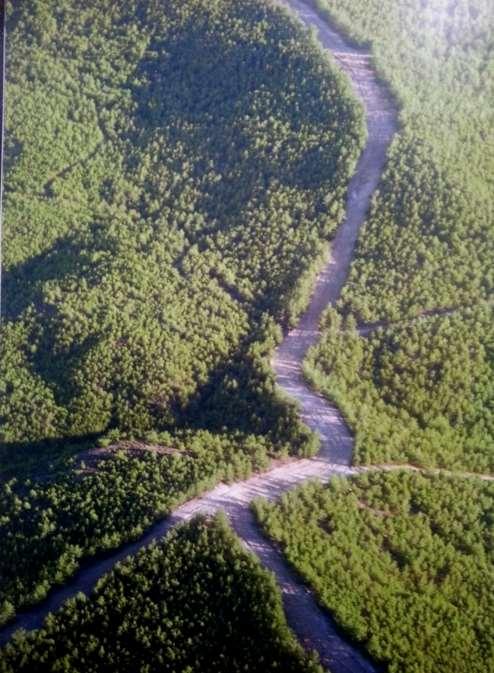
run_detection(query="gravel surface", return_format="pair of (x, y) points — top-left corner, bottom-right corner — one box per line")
(0, 3), (397, 671)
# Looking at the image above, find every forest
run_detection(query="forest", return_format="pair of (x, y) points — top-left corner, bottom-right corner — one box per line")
(255, 470), (494, 673)
(0, 0), (364, 625)
(262, 5), (494, 671)
(0, 430), (275, 624)
(0, 0), (363, 455)
(0, 516), (323, 672)
(305, 0), (494, 471)
(1, 0), (493, 667)
(311, 0), (494, 321)
(305, 306), (494, 471)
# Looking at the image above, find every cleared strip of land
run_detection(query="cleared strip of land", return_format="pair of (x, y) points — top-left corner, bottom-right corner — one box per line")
(1, 2), (398, 671)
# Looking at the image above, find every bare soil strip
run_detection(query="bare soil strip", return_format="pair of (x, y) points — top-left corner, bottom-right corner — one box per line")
(0, 2), (399, 671)
(357, 296), (494, 336)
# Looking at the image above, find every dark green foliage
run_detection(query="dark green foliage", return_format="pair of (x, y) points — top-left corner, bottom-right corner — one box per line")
(305, 306), (494, 471)
(256, 471), (494, 673)
(1, 0), (364, 451)
(310, 0), (494, 321)
(0, 430), (273, 622)
(0, 517), (323, 673)
(0, 0), (364, 622)
(304, 0), (494, 472)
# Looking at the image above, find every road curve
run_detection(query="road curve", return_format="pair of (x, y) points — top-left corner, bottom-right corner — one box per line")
(0, 2), (397, 671)
(272, 0), (396, 467)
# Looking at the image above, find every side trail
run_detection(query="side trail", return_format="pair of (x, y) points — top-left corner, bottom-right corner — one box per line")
(0, 2), (397, 671)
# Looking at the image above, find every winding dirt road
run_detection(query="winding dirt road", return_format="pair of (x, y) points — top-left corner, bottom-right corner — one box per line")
(0, 2), (397, 671)
(272, 0), (396, 469)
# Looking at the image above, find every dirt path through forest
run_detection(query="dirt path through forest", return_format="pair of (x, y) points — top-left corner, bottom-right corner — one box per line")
(0, 2), (397, 671)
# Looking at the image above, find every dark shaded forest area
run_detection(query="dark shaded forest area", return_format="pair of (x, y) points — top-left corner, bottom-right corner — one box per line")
(0, 516), (323, 673)
(1, 0), (363, 457)
(0, 0), (363, 623)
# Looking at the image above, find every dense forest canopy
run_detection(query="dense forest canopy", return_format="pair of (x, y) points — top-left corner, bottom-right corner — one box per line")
(310, 0), (494, 319)
(305, 306), (494, 471)
(306, 0), (494, 471)
(0, 0), (363, 455)
(0, 431), (274, 624)
(2, 0), (492, 667)
(0, 516), (323, 672)
(256, 470), (494, 673)
(0, 0), (365, 622)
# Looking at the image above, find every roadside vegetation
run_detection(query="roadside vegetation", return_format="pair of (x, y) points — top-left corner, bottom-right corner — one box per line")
(0, 516), (323, 673)
(305, 306), (494, 471)
(255, 470), (494, 673)
(1, 0), (363, 456)
(310, 0), (494, 321)
(306, 0), (494, 471)
(0, 431), (274, 624)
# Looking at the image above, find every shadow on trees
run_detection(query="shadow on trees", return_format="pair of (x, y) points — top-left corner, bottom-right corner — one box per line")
(129, 5), (339, 235)
(0, 433), (100, 479)
(3, 235), (97, 321)
(177, 345), (316, 457)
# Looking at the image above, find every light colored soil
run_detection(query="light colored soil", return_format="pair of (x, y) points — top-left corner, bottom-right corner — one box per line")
(0, 3), (397, 671)
(2, 3), (491, 668)
(368, 462), (494, 482)
(75, 442), (183, 474)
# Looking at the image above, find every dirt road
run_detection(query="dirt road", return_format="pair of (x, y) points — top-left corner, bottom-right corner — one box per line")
(0, 2), (397, 671)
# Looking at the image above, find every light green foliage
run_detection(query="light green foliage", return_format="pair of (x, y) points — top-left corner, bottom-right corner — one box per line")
(0, 517), (323, 673)
(256, 471), (494, 673)
(1, 0), (364, 451)
(305, 0), (494, 471)
(340, 138), (493, 321)
(309, 0), (494, 320)
(0, 429), (273, 621)
(305, 307), (494, 471)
